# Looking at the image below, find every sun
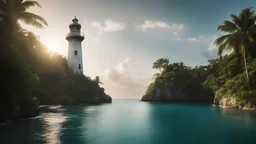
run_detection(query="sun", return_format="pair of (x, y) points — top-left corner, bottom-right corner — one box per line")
(40, 32), (67, 56)
(44, 38), (59, 52)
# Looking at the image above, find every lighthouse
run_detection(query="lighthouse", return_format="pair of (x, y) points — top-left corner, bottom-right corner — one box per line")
(66, 17), (84, 74)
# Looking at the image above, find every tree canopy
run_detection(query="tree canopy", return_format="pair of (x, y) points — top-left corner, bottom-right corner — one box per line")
(152, 58), (169, 72)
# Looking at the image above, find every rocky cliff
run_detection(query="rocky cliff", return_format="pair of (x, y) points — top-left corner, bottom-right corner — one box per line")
(142, 78), (214, 103)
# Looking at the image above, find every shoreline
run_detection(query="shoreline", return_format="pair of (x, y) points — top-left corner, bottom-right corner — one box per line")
(140, 99), (213, 104)
(141, 99), (256, 111)
(0, 101), (112, 125)
(212, 104), (256, 111)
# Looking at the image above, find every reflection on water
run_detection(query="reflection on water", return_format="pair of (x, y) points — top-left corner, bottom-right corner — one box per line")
(42, 110), (68, 144)
(84, 107), (96, 112)
(1, 100), (256, 144)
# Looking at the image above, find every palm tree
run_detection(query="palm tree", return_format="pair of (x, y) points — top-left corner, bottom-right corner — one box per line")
(152, 58), (169, 72)
(0, 0), (48, 36)
(214, 7), (256, 86)
(94, 76), (103, 85)
(153, 73), (160, 79)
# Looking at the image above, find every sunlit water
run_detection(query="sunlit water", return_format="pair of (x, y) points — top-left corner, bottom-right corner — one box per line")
(1, 99), (256, 144)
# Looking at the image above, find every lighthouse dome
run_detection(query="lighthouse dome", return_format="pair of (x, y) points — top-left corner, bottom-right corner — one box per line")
(69, 17), (81, 29)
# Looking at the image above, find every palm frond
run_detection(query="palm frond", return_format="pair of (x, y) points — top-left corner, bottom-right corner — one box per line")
(152, 62), (160, 69)
(233, 43), (243, 54)
(248, 22), (256, 31)
(18, 12), (48, 28)
(228, 33), (242, 49)
(19, 17), (44, 28)
(14, 0), (25, 7)
(22, 0), (41, 10)
(246, 31), (256, 44)
(230, 14), (242, 28)
(218, 41), (229, 56)
(248, 31), (256, 42)
(214, 34), (232, 46)
(217, 33), (242, 56)
(248, 15), (256, 28)
(240, 7), (254, 20)
(218, 20), (239, 33)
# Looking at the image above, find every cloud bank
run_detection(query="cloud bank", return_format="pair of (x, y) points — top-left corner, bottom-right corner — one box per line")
(188, 37), (200, 43)
(101, 57), (153, 98)
(137, 20), (184, 40)
(92, 19), (125, 34)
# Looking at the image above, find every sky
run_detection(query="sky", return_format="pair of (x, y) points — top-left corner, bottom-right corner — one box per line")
(21, 0), (256, 99)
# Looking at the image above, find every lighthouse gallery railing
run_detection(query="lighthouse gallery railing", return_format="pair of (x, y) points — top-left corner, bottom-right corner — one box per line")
(66, 32), (84, 38)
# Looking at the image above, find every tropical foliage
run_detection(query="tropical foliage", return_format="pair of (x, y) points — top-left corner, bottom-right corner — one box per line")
(214, 7), (256, 86)
(0, 0), (111, 123)
(0, 0), (48, 40)
(94, 76), (103, 85)
(152, 58), (169, 72)
(143, 8), (256, 108)
(143, 61), (214, 102)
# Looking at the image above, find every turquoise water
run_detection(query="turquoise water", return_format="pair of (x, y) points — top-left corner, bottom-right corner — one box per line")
(1, 99), (256, 144)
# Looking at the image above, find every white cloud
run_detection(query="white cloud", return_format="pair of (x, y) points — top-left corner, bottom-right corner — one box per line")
(138, 20), (184, 31)
(104, 57), (143, 87)
(199, 35), (219, 60)
(102, 57), (153, 98)
(208, 42), (218, 51)
(188, 37), (200, 43)
(207, 35), (218, 51)
(188, 36), (207, 43)
(92, 19), (125, 34)
(84, 20), (88, 24)
(187, 35), (218, 44)
(137, 20), (184, 40)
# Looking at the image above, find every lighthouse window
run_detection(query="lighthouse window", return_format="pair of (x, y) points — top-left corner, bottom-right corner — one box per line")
(79, 64), (81, 69)
(74, 50), (77, 55)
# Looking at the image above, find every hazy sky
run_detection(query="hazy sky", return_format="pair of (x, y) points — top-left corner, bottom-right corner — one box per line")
(22, 0), (256, 98)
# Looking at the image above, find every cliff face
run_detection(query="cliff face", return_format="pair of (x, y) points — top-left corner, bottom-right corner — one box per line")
(141, 62), (215, 103)
(37, 74), (112, 105)
(142, 78), (214, 103)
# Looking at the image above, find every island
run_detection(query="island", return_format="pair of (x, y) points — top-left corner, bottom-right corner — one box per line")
(142, 8), (256, 110)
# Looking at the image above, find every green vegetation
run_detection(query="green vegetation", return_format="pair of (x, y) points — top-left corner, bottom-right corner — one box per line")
(93, 76), (103, 85)
(214, 7), (256, 87)
(142, 8), (256, 108)
(152, 58), (169, 72)
(142, 62), (214, 103)
(0, 0), (111, 123)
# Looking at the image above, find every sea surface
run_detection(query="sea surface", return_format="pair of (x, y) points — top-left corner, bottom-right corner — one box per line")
(1, 99), (256, 144)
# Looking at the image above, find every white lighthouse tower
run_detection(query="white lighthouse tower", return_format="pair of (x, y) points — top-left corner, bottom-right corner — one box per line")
(66, 17), (84, 74)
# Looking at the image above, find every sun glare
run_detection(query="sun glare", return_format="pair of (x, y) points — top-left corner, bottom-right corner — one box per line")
(40, 32), (67, 56)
